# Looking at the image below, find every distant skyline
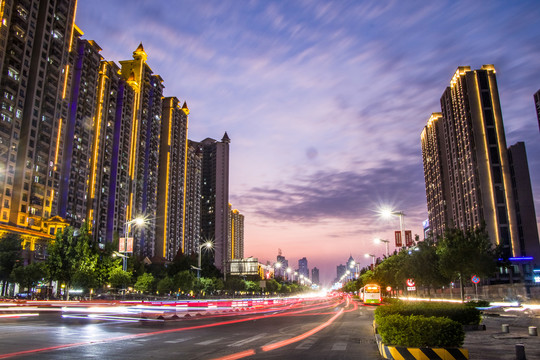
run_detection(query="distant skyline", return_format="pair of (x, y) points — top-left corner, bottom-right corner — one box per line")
(76, 0), (540, 285)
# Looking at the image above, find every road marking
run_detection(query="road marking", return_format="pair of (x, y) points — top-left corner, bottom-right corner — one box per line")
(229, 333), (267, 347)
(197, 338), (224, 345)
(295, 338), (316, 350)
(331, 342), (347, 351)
(164, 337), (193, 344)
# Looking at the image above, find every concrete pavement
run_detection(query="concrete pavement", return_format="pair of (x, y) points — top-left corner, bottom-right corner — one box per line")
(464, 306), (540, 359)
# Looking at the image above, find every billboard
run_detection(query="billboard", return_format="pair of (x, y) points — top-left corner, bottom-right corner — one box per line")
(405, 230), (413, 247)
(119, 237), (133, 253)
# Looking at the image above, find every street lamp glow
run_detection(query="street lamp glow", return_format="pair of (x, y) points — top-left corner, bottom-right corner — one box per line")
(197, 241), (213, 279)
(365, 253), (376, 267)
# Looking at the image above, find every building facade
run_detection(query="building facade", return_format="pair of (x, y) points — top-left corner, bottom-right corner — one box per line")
(298, 257), (309, 279)
(155, 97), (189, 260)
(311, 267), (319, 285)
(199, 133), (230, 271)
(421, 65), (540, 281)
(183, 140), (202, 256)
(229, 206), (244, 261)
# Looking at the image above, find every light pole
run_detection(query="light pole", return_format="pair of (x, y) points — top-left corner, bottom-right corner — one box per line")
(375, 238), (390, 257)
(121, 217), (145, 272)
(380, 209), (405, 247)
(197, 241), (213, 279)
(365, 253), (376, 268)
(286, 267), (292, 281)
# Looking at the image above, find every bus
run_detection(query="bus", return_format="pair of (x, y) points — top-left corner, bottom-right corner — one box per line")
(360, 284), (381, 304)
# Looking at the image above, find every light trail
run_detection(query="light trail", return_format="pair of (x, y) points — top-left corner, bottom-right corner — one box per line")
(0, 297), (344, 359)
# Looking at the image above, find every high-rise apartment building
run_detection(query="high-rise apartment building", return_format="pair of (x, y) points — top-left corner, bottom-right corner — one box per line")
(298, 257), (309, 279)
(58, 31), (101, 230)
(534, 89), (540, 132)
(507, 142), (540, 265)
(156, 97), (189, 260)
(422, 65), (539, 266)
(0, 0), (77, 231)
(229, 206), (244, 261)
(119, 44), (164, 259)
(311, 267), (319, 285)
(199, 133), (230, 271)
(183, 140), (202, 256)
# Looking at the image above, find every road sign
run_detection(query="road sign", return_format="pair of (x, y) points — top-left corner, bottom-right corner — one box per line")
(406, 278), (415, 287)
(471, 275), (480, 284)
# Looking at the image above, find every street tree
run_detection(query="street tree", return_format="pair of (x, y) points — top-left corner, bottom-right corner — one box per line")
(0, 233), (23, 296)
(46, 223), (98, 299)
(437, 226), (497, 302)
(109, 267), (132, 290)
(134, 272), (155, 294)
(174, 270), (195, 293)
(157, 276), (175, 295)
(12, 262), (48, 296)
(409, 238), (450, 297)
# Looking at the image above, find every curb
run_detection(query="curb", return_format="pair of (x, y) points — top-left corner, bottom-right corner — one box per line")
(375, 334), (469, 360)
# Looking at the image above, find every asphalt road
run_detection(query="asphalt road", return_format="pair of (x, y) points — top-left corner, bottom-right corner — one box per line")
(0, 297), (380, 359)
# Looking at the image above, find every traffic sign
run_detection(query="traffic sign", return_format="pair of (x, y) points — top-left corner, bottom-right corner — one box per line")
(471, 275), (480, 284)
(406, 278), (415, 287)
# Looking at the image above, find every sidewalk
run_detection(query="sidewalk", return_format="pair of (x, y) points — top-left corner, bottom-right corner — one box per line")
(464, 306), (540, 359)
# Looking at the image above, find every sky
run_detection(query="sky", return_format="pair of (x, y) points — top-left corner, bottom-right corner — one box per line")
(75, 0), (540, 285)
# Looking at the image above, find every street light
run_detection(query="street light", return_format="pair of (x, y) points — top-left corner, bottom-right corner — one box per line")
(374, 238), (390, 257)
(380, 209), (405, 247)
(365, 253), (376, 268)
(121, 217), (145, 272)
(197, 241), (213, 279)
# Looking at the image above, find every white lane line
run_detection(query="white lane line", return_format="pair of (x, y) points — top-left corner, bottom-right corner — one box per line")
(331, 342), (347, 351)
(164, 337), (193, 344)
(295, 338), (317, 350)
(196, 338), (224, 345)
(228, 333), (268, 347)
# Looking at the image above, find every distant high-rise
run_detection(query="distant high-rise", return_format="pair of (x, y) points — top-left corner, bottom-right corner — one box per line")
(229, 206), (244, 261)
(276, 254), (288, 278)
(199, 133), (230, 270)
(422, 66), (520, 259)
(155, 98), (189, 260)
(534, 89), (540, 132)
(311, 267), (320, 285)
(298, 257), (309, 279)
(336, 264), (346, 282)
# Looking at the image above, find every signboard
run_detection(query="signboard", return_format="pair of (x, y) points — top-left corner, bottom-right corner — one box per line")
(386, 286), (392, 292)
(405, 230), (413, 247)
(119, 237), (134, 253)
(471, 275), (480, 284)
(395, 231), (402, 247)
(407, 286), (416, 291)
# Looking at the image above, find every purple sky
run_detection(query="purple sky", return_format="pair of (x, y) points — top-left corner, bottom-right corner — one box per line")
(75, 0), (540, 285)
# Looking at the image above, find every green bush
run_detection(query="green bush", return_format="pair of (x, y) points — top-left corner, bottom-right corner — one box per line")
(377, 314), (464, 348)
(374, 301), (481, 325)
(465, 300), (490, 308)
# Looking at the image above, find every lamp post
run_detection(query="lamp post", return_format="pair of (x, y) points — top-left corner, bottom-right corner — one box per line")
(121, 217), (145, 272)
(380, 209), (405, 247)
(286, 267), (292, 281)
(365, 253), (376, 268)
(375, 238), (390, 257)
(197, 241), (213, 279)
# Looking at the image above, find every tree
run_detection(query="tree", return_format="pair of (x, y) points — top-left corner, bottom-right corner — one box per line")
(109, 267), (132, 290)
(174, 270), (195, 293)
(408, 238), (450, 296)
(437, 226), (497, 302)
(134, 272), (155, 294)
(12, 262), (48, 296)
(45, 223), (99, 299)
(157, 276), (175, 295)
(0, 233), (23, 296)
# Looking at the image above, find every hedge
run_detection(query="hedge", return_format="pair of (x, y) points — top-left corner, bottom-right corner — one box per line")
(377, 314), (465, 348)
(374, 301), (481, 325)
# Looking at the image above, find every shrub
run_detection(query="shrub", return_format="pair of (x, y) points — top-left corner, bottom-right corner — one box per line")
(465, 300), (490, 308)
(377, 314), (464, 348)
(374, 301), (481, 325)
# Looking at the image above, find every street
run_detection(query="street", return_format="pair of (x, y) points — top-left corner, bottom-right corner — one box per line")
(0, 296), (380, 359)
